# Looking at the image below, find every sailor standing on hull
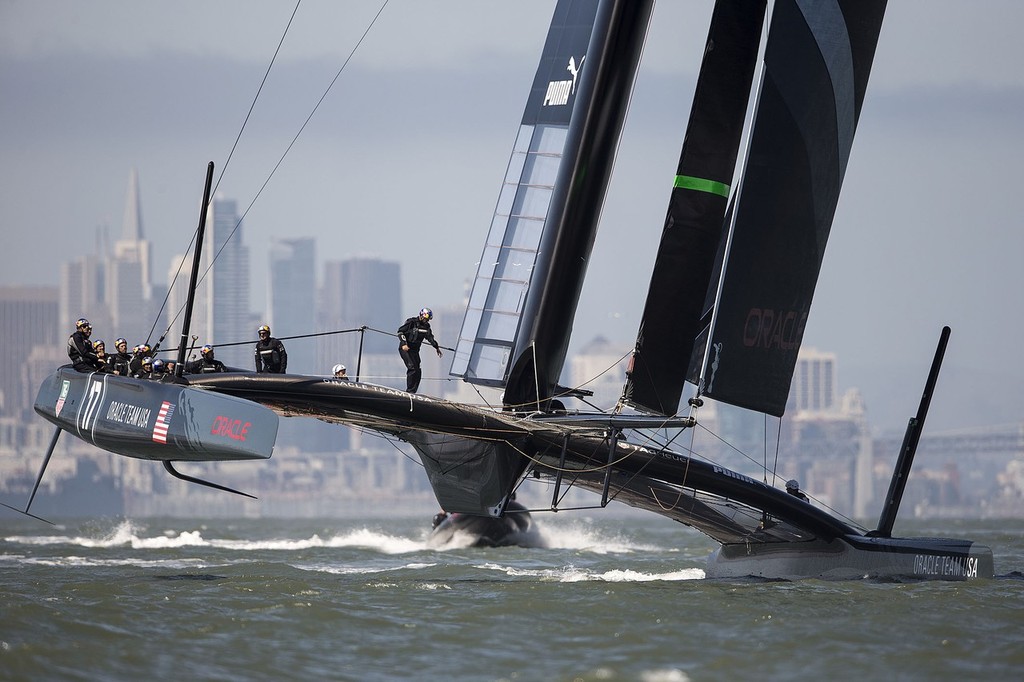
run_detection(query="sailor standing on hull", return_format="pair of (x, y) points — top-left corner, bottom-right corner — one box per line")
(398, 307), (442, 394)
(254, 325), (287, 373)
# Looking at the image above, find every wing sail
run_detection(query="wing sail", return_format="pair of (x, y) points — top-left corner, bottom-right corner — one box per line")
(452, 0), (656, 413)
(450, 0), (602, 388)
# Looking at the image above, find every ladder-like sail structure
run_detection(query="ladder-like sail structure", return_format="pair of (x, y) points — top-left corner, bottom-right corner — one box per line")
(451, 0), (655, 412)
(449, 0), (600, 390)
(687, 0), (888, 416)
(622, 0), (767, 417)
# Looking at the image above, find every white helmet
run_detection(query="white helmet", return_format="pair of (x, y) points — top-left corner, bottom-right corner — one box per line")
(419, 307), (433, 320)
(332, 363), (346, 375)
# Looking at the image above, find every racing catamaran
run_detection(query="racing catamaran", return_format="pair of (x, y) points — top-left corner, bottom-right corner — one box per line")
(18, 0), (993, 579)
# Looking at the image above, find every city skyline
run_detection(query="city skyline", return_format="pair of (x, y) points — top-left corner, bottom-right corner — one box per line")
(2, 1), (1023, 433)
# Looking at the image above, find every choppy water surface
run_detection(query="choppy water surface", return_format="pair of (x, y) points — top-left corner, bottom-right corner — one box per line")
(2, 514), (1022, 681)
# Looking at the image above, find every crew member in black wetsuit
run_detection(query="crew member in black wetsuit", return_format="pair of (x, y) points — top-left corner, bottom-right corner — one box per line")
(109, 337), (132, 376)
(130, 344), (152, 377)
(254, 325), (287, 373)
(92, 340), (112, 373)
(67, 318), (102, 372)
(397, 307), (442, 393)
(188, 344), (227, 373)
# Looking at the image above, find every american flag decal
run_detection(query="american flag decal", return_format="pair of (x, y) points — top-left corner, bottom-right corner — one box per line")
(152, 401), (175, 444)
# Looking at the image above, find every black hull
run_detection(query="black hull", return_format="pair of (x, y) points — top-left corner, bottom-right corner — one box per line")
(34, 367), (277, 462)
(428, 501), (534, 548)
(179, 374), (995, 580)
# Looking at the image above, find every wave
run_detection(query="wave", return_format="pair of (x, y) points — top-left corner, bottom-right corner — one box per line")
(475, 561), (704, 582)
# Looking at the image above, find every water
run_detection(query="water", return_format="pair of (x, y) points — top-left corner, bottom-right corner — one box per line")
(2, 514), (1022, 681)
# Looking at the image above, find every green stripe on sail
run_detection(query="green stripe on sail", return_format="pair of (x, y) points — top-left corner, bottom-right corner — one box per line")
(674, 175), (730, 198)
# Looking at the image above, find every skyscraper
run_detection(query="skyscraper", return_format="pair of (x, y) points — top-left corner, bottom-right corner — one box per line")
(0, 286), (58, 418)
(318, 257), (401, 383)
(106, 169), (156, 345)
(269, 238), (316, 374)
(60, 251), (110, 342)
(790, 347), (838, 414)
(201, 196), (251, 368)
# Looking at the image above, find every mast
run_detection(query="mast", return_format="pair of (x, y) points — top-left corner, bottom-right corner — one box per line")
(175, 162), (215, 375)
(872, 326), (950, 538)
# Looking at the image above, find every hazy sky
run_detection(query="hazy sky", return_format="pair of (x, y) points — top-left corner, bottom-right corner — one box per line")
(2, 0), (1023, 433)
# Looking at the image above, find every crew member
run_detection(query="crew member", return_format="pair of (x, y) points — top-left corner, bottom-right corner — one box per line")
(110, 337), (132, 376)
(139, 356), (156, 379)
(254, 325), (287, 373)
(92, 340), (112, 373)
(397, 307), (442, 393)
(67, 318), (102, 372)
(130, 344), (152, 377)
(332, 363), (350, 381)
(786, 479), (809, 502)
(188, 344), (227, 373)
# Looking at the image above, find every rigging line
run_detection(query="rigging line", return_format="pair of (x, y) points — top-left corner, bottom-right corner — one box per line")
(151, 3), (302, 346)
(770, 414), (782, 488)
(510, 436), (641, 476)
(692, 420), (771, 475)
(183, 0), (392, 324)
(763, 412), (769, 484)
(568, 348), (633, 393)
(599, 437), (680, 508)
(365, 428), (423, 467)
(210, 0), (303, 200)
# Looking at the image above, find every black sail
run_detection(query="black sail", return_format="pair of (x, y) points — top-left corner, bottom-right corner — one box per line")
(692, 0), (887, 417)
(622, 0), (767, 416)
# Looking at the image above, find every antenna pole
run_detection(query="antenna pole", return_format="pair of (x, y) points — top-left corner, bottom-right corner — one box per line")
(176, 162), (215, 374)
(872, 326), (950, 537)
